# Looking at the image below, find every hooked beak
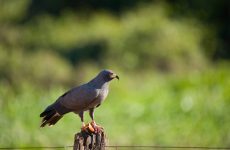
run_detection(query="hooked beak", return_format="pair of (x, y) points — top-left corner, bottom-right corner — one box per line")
(111, 74), (119, 80)
(115, 75), (119, 80)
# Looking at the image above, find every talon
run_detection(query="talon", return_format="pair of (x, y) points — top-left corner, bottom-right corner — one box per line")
(90, 121), (103, 133)
(81, 121), (103, 133)
(88, 123), (95, 132)
(81, 123), (95, 133)
(91, 120), (96, 126)
(81, 123), (87, 131)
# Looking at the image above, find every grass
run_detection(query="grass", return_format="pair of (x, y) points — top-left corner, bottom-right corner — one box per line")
(0, 66), (229, 148)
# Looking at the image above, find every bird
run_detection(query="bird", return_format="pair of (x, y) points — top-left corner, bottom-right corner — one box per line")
(40, 69), (119, 132)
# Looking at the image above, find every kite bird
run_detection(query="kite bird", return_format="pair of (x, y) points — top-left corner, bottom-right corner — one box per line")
(40, 69), (119, 132)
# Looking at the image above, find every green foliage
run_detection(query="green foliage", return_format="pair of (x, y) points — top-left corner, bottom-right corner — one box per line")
(0, 3), (211, 87)
(0, 0), (229, 148)
(0, 67), (229, 147)
(0, 0), (29, 22)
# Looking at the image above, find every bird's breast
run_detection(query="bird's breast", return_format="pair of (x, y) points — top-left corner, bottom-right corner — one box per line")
(98, 88), (109, 102)
(88, 89), (109, 108)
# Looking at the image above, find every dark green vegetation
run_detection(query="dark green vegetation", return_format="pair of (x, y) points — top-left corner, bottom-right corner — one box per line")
(0, 0), (229, 148)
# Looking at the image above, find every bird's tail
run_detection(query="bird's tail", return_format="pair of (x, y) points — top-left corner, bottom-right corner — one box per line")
(40, 107), (63, 127)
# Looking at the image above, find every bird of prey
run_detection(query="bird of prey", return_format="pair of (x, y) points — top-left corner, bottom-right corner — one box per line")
(40, 69), (119, 131)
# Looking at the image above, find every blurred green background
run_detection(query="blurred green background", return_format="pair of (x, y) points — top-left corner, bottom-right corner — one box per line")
(0, 0), (229, 148)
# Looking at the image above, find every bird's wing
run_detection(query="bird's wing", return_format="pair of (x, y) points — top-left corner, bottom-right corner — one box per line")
(58, 84), (100, 112)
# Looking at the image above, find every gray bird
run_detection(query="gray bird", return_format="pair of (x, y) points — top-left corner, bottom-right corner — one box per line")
(40, 69), (119, 130)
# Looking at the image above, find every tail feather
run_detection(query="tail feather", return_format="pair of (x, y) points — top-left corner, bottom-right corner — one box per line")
(40, 110), (52, 117)
(40, 108), (63, 127)
(48, 114), (63, 125)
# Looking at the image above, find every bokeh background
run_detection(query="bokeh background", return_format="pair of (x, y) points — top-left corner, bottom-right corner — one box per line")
(0, 0), (229, 148)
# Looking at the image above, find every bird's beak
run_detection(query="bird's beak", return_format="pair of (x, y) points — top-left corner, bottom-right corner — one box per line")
(111, 74), (119, 80)
(115, 75), (119, 80)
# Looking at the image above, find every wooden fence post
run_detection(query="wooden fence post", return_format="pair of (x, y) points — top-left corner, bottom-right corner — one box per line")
(73, 125), (106, 150)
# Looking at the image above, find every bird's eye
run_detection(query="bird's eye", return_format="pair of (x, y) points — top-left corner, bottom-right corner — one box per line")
(109, 73), (113, 77)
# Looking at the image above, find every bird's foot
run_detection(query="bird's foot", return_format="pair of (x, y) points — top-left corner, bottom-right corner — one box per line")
(81, 123), (87, 131)
(80, 122), (103, 133)
(90, 121), (103, 133)
(81, 123), (95, 133)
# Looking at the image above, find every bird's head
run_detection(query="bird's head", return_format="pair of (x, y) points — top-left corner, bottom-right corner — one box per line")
(99, 69), (119, 82)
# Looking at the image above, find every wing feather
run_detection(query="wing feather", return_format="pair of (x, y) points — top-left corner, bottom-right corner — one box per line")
(58, 84), (99, 112)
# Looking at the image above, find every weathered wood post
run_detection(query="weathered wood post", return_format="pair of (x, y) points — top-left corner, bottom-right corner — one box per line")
(73, 124), (106, 150)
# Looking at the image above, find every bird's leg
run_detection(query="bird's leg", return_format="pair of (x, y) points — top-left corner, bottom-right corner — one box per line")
(89, 108), (103, 133)
(78, 111), (87, 131)
(89, 108), (96, 126)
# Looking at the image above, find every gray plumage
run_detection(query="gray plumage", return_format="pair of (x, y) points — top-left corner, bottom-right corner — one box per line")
(40, 69), (119, 127)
